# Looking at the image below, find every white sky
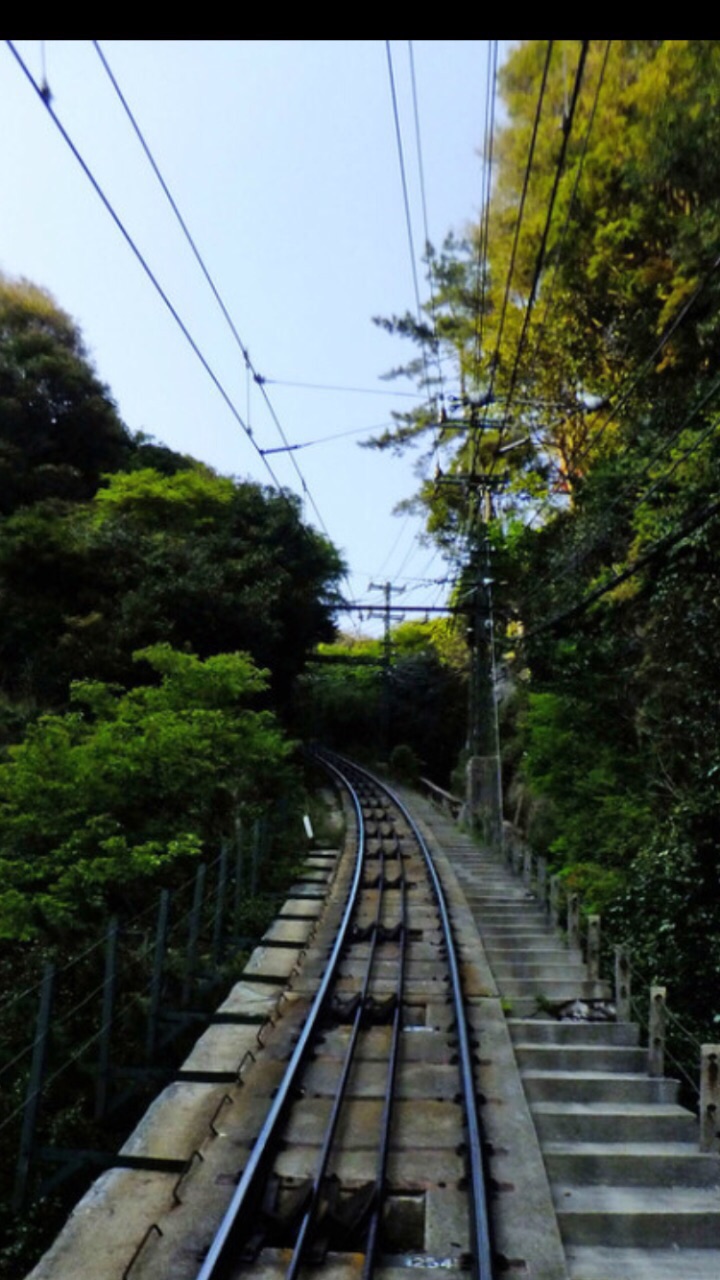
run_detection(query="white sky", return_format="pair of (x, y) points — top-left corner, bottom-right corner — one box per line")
(1, 40), (512, 634)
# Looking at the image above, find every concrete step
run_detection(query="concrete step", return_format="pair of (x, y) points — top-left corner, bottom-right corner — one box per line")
(464, 904), (548, 920)
(554, 1183), (720, 1247)
(544, 1141), (720, 1187)
(485, 942), (580, 955)
(498, 979), (611, 1001)
(508, 1019), (639, 1047)
(491, 961), (590, 981)
(565, 1244), (720, 1278)
(533, 1101), (698, 1145)
(483, 937), (563, 949)
(522, 1070), (679, 1105)
(514, 1043), (647, 1072)
(410, 798), (720, 1277)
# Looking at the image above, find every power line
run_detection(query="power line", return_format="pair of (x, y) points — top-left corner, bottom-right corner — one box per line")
(523, 490), (720, 640)
(92, 40), (333, 543)
(262, 378), (418, 398)
(7, 41), (283, 490)
(488, 41), (589, 468)
(520, 379), (720, 613)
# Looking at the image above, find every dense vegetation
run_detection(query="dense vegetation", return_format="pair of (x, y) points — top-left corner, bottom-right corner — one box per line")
(294, 617), (467, 784)
(370, 41), (720, 1034)
(0, 274), (346, 1271)
(0, 277), (345, 925)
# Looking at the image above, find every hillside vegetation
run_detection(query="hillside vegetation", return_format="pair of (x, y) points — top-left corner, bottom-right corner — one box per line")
(367, 41), (720, 1032)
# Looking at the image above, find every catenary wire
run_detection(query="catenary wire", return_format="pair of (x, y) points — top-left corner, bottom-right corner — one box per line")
(92, 40), (333, 543)
(6, 41), (284, 490)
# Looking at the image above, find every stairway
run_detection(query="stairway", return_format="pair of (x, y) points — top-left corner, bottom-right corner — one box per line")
(451, 846), (720, 1280)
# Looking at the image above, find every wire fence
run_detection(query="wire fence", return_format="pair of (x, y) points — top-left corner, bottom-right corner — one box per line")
(0, 804), (301, 1227)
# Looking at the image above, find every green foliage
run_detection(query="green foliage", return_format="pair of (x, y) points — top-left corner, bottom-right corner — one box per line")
(389, 743), (422, 783)
(517, 689), (652, 869)
(0, 645), (293, 940)
(0, 464), (344, 710)
(295, 621), (467, 783)
(0, 275), (131, 514)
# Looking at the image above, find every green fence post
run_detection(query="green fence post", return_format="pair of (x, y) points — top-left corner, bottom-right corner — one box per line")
(183, 863), (207, 1008)
(13, 962), (55, 1210)
(95, 917), (119, 1120)
(146, 890), (170, 1062)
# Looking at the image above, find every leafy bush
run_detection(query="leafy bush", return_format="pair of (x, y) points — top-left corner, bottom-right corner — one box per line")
(0, 644), (294, 939)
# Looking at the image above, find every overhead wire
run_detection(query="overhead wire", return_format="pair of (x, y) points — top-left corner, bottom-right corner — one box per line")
(522, 488), (720, 640)
(455, 40), (710, 622)
(437, 40), (552, 613)
(91, 39), (333, 544)
(374, 40), (457, 604)
(8, 35), (366, 646)
(519, 377), (720, 617)
(6, 41), (282, 490)
(442, 38), (555, 587)
(385, 41), (438, 410)
(262, 378), (418, 398)
(487, 40), (589, 478)
(470, 41), (498, 382)
(476, 40), (554, 444)
(408, 39), (449, 422)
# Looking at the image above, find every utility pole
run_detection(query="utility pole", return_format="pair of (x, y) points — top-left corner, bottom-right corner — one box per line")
(437, 470), (504, 847)
(469, 503), (503, 851)
(368, 580), (405, 759)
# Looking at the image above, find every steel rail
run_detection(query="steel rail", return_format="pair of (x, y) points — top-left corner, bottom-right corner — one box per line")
(194, 758), (366, 1280)
(286, 794), (387, 1280)
(362, 803), (407, 1280)
(323, 751), (495, 1280)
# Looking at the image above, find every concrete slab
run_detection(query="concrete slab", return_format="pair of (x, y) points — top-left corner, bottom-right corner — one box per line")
(243, 942), (302, 981)
(273, 1144), (465, 1186)
(181, 1022), (265, 1074)
(302, 1059), (460, 1099)
(282, 1098), (464, 1150)
(119, 1081), (244, 1161)
(25, 1168), (177, 1280)
(262, 918), (316, 945)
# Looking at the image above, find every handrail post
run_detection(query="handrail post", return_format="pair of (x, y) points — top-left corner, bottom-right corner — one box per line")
(700, 1045), (720, 1152)
(13, 962), (55, 1210)
(549, 875), (561, 929)
(586, 915), (601, 981)
(614, 946), (631, 1022)
(648, 986), (667, 1077)
(537, 857), (547, 910)
(567, 893), (580, 952)
(522, 846), (533, 890)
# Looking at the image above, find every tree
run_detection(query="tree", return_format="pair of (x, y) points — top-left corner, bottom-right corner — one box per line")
(367, 43), (720, 1022)
(0, 276), (131, 514)
(295, 619), (466, 783)
(0, 465), (345, 713)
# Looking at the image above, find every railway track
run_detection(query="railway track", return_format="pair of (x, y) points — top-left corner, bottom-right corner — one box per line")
(125, 752), (495, 1280)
